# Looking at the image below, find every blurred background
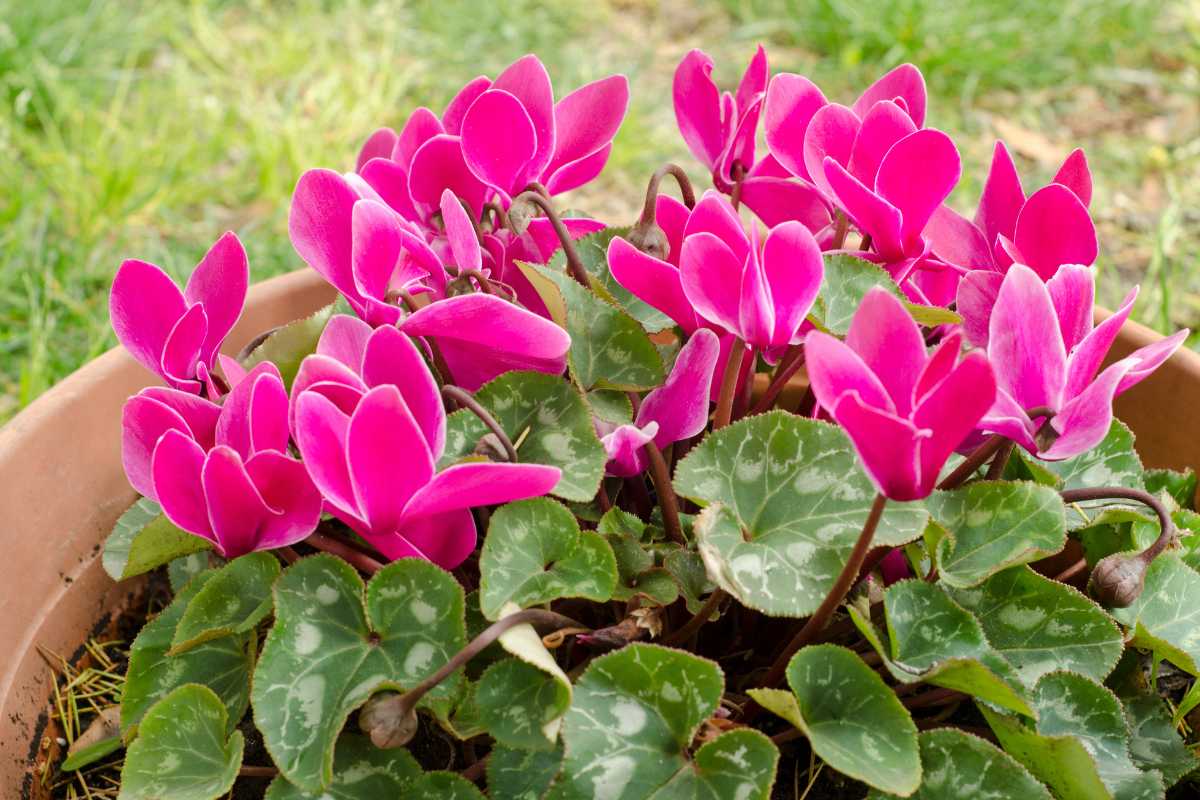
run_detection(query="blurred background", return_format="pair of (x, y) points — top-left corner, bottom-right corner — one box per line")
(0, 0), (1196, 420)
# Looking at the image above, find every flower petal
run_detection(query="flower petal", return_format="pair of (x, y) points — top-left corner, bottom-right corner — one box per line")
(846, 287), (926, 415)
(607, 236), (700, 332)
(803, 103), (859, 199)
(637, 328), (720, 447)
(913, 351), (996, 494)
(317, 313), (373, 370)
(359, 156), (420, 221)
(853, 63), (927, 128)
(955, 269), (1004, 348)
(542, 144), (614, 196)
(348, 385), (434, 532)
(1053, 148), (1092, 207)
(243, 451), (322, 550)
(350, 198), (406, 306)
(738, 176), (831, 232)
(461, 89), (538, 195)
(848, 100), (916, 187)
(987, 263), (1067, 410)
(925, 205), (993, 272)
(831, 392), (923, 501)
(803, 330), (894, 414)
(293, 390), (360, 521)
(601, 423), (656, 477)
(402, 461), (561, 520)
(738, 245), (774, 347)
(390, 508), (478, 569)
(679, 231), (745, 335)
(683, 191), (750, 260)
(735, 45), (769, 114)
(974, 141), (1025, 247)
(1013, 184), (1098, 279)
(762, 221), (824, 347)
(718, 94), (764, 184)
(110, 259), (188, 378)
(122, 390), (220, 498)
(216, 361), (285, 459)
(201, 445), (274, 558)
(492, 55), (556, 181)
(184, 232), (248, 365)
(442, 76), (491, 135)
(875, 129), (961, 248)
(362, 325), (446, 459)
(289, 169), (360, 298)
(160, 303), (208, 391)
(673, 49), (725, 171)
(544, 74), (628, 179)
(763, 72), (827, 181)
(1041, 359), (1134, 460)
(356, 127), (398, 173)
(439, 188), (482, 274)
(151, 430), (214, 543)
(1046, 264), (1096, 353)
(408, 134), (490, 219)
(822, 158), (905, 260)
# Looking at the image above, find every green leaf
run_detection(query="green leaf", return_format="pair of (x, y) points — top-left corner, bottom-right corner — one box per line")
(241, 301), (335, 388)
(264, 733), (421, 799)
(947, 566), (1123, 685)
(902, 301), (962, 327)
(103, 498), (211, 581)
(520, 262), (665, 391)
(60, 736), (122, 772)
(982, 672), (1164, 800)
(1122, 693), (1198, 787)
(122, 571), (254, 736)
(854, 580), (1033, 715)
(587, 388), (633, 424)
(168, 551), (214, 593)
(118, 685), (243, 800)
(252, 555), (466, 793)
(1110, 553), (1200, 675)
(440, 371), (606, 502)
(676, 412), (927, 616)
(663, 549), (714, 614)
(780, 644), (921, 795)
(404, 772), (487, 798)
(486, 744), (563, 800)
(867, 728), (1051, 799)
(476, 658), (571, 751)
(556, 643), (778, 799)
(549, 226), (675, 333)
(929, 481), (1066, 587)
(813, 254), (903, 335)
(479, 498), (617, 620)
(170, 552), (279, 653)
(1040, 421), (1145, 529)
(1144, 468), (1197, 510)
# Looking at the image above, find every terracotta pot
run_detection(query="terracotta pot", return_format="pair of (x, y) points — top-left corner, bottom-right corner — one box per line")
(0, 270), (335, 796)
(0, 278), (1196, 793)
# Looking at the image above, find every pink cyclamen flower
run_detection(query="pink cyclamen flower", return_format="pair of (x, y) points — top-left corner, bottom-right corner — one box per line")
(805, 288), (996, 500)
(110, 232), (249, 394)
(971, 263), (1187, 460)
(293, 340), (561, 568)
(121, 362), (322, 557)
(600, 329), (720, 476)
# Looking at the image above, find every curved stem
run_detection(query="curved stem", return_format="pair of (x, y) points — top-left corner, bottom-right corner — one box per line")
(729, 161), (747, 211)
(510, 191), (589, 287)
(714, 337), (746, 430)
(306, 532), (385, 575)
(936, 434), (1007, 490)
(639, 164), (697, 223)
(749, 345), (805, 415)
(664, 588), (727, 646)
(483, 200), (508, 231)
(1059, 486), (1174, 560)
(984, 439), (1016, 480)
(644, 441), (685, 545)
(761, 494), (888, 688)
(446, 266), (499, 295)
(830, 211), (849, 250)
(441, 385), (518, 463)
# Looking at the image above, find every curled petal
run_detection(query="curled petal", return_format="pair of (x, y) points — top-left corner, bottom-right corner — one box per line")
(1063, 285), (1137, 399)
(738, 245), (774, 347)
(803, 103), (859, 199)
(390, 508), (478, 569)
(803, 330), (894, 414)
(762, 221), (824, 347)
(543, 143), (614, 196)
(216, 362), (285, 459)
(718, 94), (764, 184)
(493, 55), (556, 180)
(160, 303), (208, 391)
(1117, 329), (1188, 396)
(875, 129), (961, 248)
(683, 191), (750, 260)
(290, 169), (360, 299)
(243, 451), (322, 550)
(356, 127), (399, 173)
(974, 141), (1025, 247)
(1013, 184), (1098, 279)
(738, 176), (831, 232)
(673, 49), (725, 171)
(1041, 359), (1134, 460)
(184, 232), (248, 366)
(763, 72), (827, 181)
(317, 313), (373, 369)
(853, 63), (927, 128)
(461, 89), (538, 194)
(637, 327), (720, 447)
(988, 264), (1067, 410)
(402, 461), (562, 520)
(607, 237), (700, 332)
(151, 430), (214, 544)
(735, 45), (769, 113)
(440, 188), (482, 274)
(925, 205), (993, 272)
(823, 159), (905, 260)
(979, 389), (1038, 453)
(351, 199), (406, 305)
(848, 100), (916, 187)
(845, 287), (925, 416)
(110, 259), (188, 379)
(601, 423), (656, 477)
(359, 157), (419, 221)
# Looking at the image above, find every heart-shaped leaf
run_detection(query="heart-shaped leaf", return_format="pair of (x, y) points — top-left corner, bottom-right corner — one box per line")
(479, 498), (617, 620)
(663, 549), (715, 614)
(168, 551), (215, 593)
(556, 643), (778, 799)
(761, 644), (921, 795)
(946, 566), (1122, 685)
(122, 570), (254, 736)
(1144, 468), (1197, 510)
(867, 728), (1051, 799)
(1122, 693), (1197, 788)
(103, 498), (211, 581)
(171, 552), (279, 653)
(1039, 421), (1145, 529)
(476, 658), (572, 751)
(813, 254), (903, 335)
(929, 481), (1066, 587)
(1109, 553), (1200, 675)
(676, 412), (927, 617)
(982, 672), (1164, 800)
(252, 555), (466, 793)
(440, 371), (606, 502)
(405, 772), (487, 798)
(486, 744), (563, 799)
(241, 301), (335, 388)
(264, 733), (421, 799)
(118, 684), (243, 800)
(853, 580), (1032, 715)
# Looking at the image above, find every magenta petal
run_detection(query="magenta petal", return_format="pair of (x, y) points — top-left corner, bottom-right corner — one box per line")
(151, 430), (214, 543)
(1063, 286), (1136, 399)
(854, 63), (927, 128)
(523, 216), (606, 263)
(680, 232), (745, 335)
(1013, 184), (1098, 279)
(317, 313), (372, 369)
(243, 451), (322, 550)
(955, 270), (1004, 348)
(492, 55), (556, 180)
(846, 287), (926, 416)
(461, 89), (538, 194)
(216, 362), (284, 459)
(875, 129), (961, 247)
(637, 328), (719, 447)
(974, 141), (1025, 247)
(1042, 359), (1134, 460)
(408, 134), (489, 218)
(601, 423), (656, 478)
(656, 194), (690, 266)
(803, 103), (860, 199)
(979, 390), (1038, 453)
(607, 237), (699, 332)
(440, 188), (483, 273)
(543, 144), (614, 196)
(184, 232), (248, 365)
(803, 330), (894, 414)
(925, 205), (993, 271)
(360, 157), (419, 221)
(290, 169), (360, 299)
(545, 74), (628, 179)
(351, 199), (405, 303)
(402, 462), (561, 520)
(110, 259), (188, 378)
(1046, 264), (1096, 352)
(739, 176), (831, 232)
(356, 128), (399, 173)
(673, 49), (725, 171)
(247, 371), (290, 455)
(390, 508), (478, 569)
(202, 445), (273, 558)
(218, 355), (248, 390)
(718, 94), (764, 184)
(361, 326), (446, 459)
(832, 392), (923, 501)
(763, 72), (827, 181)
(762, 221), (824, 347)
(848, 100), (916, 187)
(822, 159), (905, 260)
(683, 192), (750, 260)
(735, 45), (769, 113)
(348, 386), (434, 532)
(160, 304), (208, 391)
(913, 351), (996, 494)
(988, 264), (1067, 410)
(442, 77), (492, 136)
(914, 331), (962, 404)
(1053, 148), (1092, 207)
(293, 390), (360, 521)
(1117, 329), (1188, 395)
(122, 391), (219, 498)
(738, 246), (774, 347)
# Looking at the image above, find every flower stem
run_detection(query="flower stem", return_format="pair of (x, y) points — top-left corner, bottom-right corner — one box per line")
(760, 493), (888, 688)
(936, 434), (1007, 490)
(360, 609), (585, 748)
(664, 588), (727, 646)
(713, 337), (746, 430)
(510, 191), (589, 288)
(729, 161), (747, 211)
(1059, 486), (1174, 561)
(306, 532), (385, 575)
(640, 164), (697, 220)
(441, 384), (518, 463)
(238, 765), (279, 778)
(830, 211), (849, 250)
(643, 441), (685, 545)
(984, 439), (1016, 480)
(749, 344), (805, 415)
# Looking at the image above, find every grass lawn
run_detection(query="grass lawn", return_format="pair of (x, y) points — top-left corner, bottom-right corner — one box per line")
(1, 0), (1197, 419)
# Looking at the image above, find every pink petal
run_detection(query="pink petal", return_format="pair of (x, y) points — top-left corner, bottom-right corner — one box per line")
(822, 158), (905, 260)
(110, 259), (188, 378)
(359, 157), (420, 221)
(439, 188), (482, 273)
(542, 144), (613, 196)
(151, 430), (214, 543)
(389, 508), (478, 569)
(763, 73), (828, 182)
(1053, 148), (1092, 207)
(846, 287), (926, 416)
(461, 89), (538, 195)
(408, 134), (489, 219)
(293, 390), (361, 522)
(739, 176), (832, 232)
(738, 243), (774, 347)
(601, 423), (656, 478)
(875, 129), (961, 248)
(289, 169), (360, 298)
(1013, 184), (1098, 279)
(607, 237), (700, 332)
(914, 331), (963, 404)
(356, 128), (399, 173)
(853, 63), (927, 128)
(673, 49), (725, 171)
(1117, 329), (1189, 395)
(988, 264), (1067, 411)
(679, 232), (745, 335)
(735, 45), (769, 114)
(160, 303), (208, 391)
(216, 362), (284, 459)
(523, 216), (606, 263)
(317, 313), (373, 369)
(848, 100), (917, 187)
(402, 461), (561, 520)
(683, 191), (750, 261)
(1041, 358), (1134, 460)
(637, 328), (719, 447)
(803, 330), (895, 414)
(913, 351), (996, 494)
(832, 392), (923, 501)
(1046, 264), (1096, 352)
(925, 205), (993, 272)
(803, 103), (860, 199)
(288, 363), (366, 436)
(442, 77), (492, 135)
(183, 232), (248, 366)
(762, 221), (824, 347)
(243, 451), (322, 550)
(218, 354), (248, 390)
(348, 386), (434, 532)
(202, 445), (273, 558)
(718, 94), (764, 184)
(955, 270), (1004, 348)
(361, 326), (446, 459)
(544, 74), (629, 179)
(248, 370), (290, 455)
(122, 390), (220, 498)
(1064, 286), (1137, 399)
(974, 141), (1025, 247)
(492, 55), (556, 181)
(351, 199), (406, 304)
(979, 389), (1038, 453)
(656, 194), (690, 266)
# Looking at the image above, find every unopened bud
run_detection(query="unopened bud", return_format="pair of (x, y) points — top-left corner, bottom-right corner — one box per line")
(627, 221), (670, 261)
(359, 692), (419, 748)
(1089, 551), (1149, 608)
(507, 197), (536, 236)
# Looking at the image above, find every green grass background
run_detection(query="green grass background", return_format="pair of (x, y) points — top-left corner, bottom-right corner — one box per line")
(1, 0), (1197, 419)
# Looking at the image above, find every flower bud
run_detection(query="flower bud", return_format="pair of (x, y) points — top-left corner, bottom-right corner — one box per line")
(627, 220), (670, 261)
(1089, 551), (1149, 609)
(359, 692), (419, 748)
(507, 196), (536, 236)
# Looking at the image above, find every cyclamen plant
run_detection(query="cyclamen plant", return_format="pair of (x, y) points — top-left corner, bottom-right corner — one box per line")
(90, 49), (1200, 800)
